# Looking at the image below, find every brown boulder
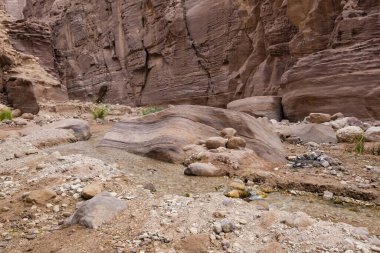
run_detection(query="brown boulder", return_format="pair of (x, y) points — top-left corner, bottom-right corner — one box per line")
(227, 96), (283, 121)
(226, 137), (247, 149)
(100, 105), (285, 164)
(82, 182), (103, 200)
(205, 137), (227, 149)
(305, 113), (331, 124)
(24, 189), (56, 205)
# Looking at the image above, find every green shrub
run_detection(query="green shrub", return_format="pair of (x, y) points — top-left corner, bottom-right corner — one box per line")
(354, 134), (365, 155)
(0, 108), (12, 121)
(91, 104), (109, 119)
(141, 106), (164, 116)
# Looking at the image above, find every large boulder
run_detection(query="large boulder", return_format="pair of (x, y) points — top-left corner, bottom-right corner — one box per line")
(48, 119), (91, 141)
(100, 105), (285, 165)
(336, 126), (364, 143)
(227, 96), (282, 121)
(364, 127), (380, 142)
(275, 124), (337, 144)
(66, 192), (127, 229)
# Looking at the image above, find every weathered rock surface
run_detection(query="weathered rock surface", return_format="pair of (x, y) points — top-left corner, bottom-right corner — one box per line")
(337, 126), (364, 143)
(100, 105), (285, 164)
(276, 124), (337, 144)
(364, 127), (380, 142)
(227, 96), (283, 121)
(18, 0), (380, 121)
(0, 12), (67, 114)
(66, 192), (127, 229)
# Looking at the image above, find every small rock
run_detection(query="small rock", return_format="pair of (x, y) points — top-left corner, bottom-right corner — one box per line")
(24, 189), (56, 205)
(81, 182), (103, 199)
(221, 219), (235, 233)
(205, 137), (228, 149)
(284, 212), (314, 228)
(305, 113), (331, 124)
(213, 223), (222, 234)
(323, 191), (334, 200)
(229, 182), (245, 191)
(331, 112), (344, 121)
(226, 137), (246, 149)
(143, 183), (157, 193)
(21, 113), (34, 120)
(12, 109), (22, 118)
(220, 128), (237, 139)
(184, 163), (224, 177)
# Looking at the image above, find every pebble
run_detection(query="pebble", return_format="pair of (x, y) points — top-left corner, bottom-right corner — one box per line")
(53, 205), (60, 212)
(323, 191), (334, 200)
(221, 219), (235, 233)
(213, 223), (222, 234)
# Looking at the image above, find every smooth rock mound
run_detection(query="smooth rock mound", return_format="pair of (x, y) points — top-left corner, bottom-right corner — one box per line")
(227, 96), (282, 121)
(100, 105), (285, 164)
(66, 192), (127, 229)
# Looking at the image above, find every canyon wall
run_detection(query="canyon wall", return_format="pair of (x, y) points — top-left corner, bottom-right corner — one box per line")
(5, 0), (380, 120)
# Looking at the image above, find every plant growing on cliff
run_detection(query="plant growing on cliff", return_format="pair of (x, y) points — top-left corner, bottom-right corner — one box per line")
(0, 108), (12, 121)
(354, 134), (365, 155)
(141, 106), (164, 116)
(91, 104), (109, 120)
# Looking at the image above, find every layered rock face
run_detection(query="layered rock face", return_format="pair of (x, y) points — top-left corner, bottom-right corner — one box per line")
(12, 0), (380, 120)
(0, 10), (67, 113)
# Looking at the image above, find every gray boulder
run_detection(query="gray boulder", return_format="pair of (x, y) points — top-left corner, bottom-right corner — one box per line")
(66, 192), (127, 229)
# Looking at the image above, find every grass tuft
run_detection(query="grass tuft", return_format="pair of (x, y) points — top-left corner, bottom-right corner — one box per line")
(0, 107), (13, 121)
(141, 106), (164, 116)
(91, 104), (109, 120)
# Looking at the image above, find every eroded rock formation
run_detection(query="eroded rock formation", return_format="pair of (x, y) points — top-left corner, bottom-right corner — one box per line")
(2, 0), (379, 120)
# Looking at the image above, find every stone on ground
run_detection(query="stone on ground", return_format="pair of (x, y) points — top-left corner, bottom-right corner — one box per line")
(275, 124), (337, 144)
(205, 137), (228, 149)
(184, 163), (224, 177)
(81, 182), (103, 199)
(284, 212), (314, 228)
(365, 127), (380, 142)
(24, 189), (56, 205)
(48, 118), (91, 141)
(305, 113), (331, 124)
(220, 128), (237, 139)
(66, 192), (127, 229)
(336, 126), (364, 143)
(226, 137), (246, 149)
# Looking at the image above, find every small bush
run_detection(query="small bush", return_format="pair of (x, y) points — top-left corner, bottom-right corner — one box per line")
(91, 104), (109, 119)
(141, 106), (164, 116)
(354, 134), (365, 155)
(0, 108), (13, 121)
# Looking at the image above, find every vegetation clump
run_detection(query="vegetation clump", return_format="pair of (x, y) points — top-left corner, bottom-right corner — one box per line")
(141, 106), (164, 115)
(91, 104), (109, 119)
(0, 107), (13, 121)
(354, 134), (365, 155)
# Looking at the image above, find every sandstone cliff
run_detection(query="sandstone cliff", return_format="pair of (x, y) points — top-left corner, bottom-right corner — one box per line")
(2, 0), (380, 120)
